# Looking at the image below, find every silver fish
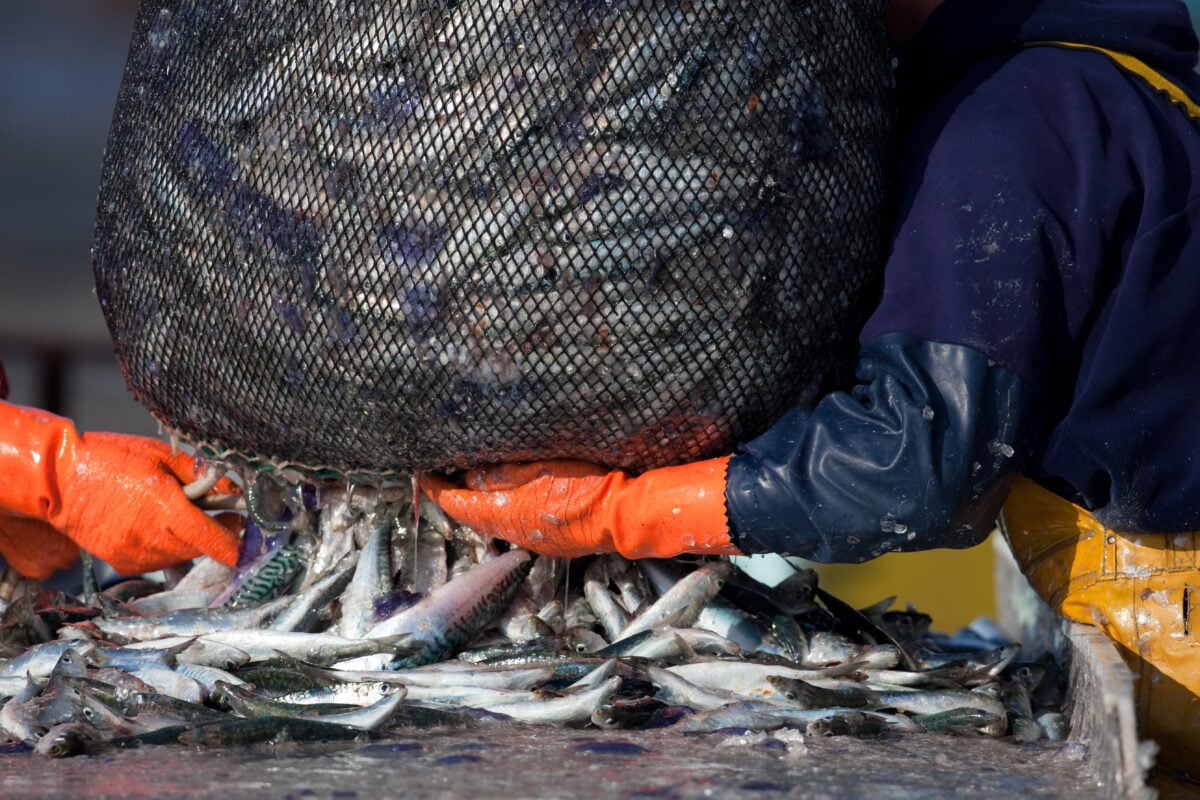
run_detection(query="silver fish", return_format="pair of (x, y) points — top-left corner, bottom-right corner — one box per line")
(0, 677), (46, 743)
(175, 716), (372, 747)
(470, 676), (622, 727)
(129, 558), (233, 615)
(616, 560), (732, 640)
(912, 707), (1009, 736)
(360, 549), (534, 668)
(122, 637), (252, 671)
(871, 688), (1008, 720)
(599, 629), (695, 664)
(639, 559), (769, 655)
(286, 690), (406, 731)
(646, 664), (741, 712)
(0, 641), (95, 681)
(172, 663), (249, 696)
(269, 556), (358, 633)
(195, 630), (410, 665)
(35, 722), (103, 758)
(665, 660), (850, 701)
(673, 702), (789, 734)
(344, 661), (555, 691)
(277, 680), (403, 707)
(129, 668), (205, 705)
(583, 558), (629, 642)
(92, 593), (296, 641)
(335, 517), (390, 641)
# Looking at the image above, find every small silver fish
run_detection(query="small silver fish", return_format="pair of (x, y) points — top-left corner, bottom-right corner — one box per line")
(646, 664), (741, 712)
(335, 518), (392, 639)
(471, 676), (623, 726)
(361, 549), (534, 668)
(583, 558), (629, 642)
(35, 722), (102, 758)
(616, 560), (731, 639)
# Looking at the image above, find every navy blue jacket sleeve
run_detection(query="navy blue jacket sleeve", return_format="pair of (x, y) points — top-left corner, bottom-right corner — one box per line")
(724, 332), (1042, 562)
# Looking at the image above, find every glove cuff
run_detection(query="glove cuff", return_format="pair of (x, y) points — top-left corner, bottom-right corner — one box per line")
(611, 456), (740, 559)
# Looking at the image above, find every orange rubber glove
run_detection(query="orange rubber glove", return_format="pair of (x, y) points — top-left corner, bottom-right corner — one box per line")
(422, 457), (741, 559)
(0, 401), (243, 579)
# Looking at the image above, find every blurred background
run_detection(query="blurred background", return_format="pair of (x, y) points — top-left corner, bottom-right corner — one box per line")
(4, 1), (1200, 627)
(0, 1), (149, 436)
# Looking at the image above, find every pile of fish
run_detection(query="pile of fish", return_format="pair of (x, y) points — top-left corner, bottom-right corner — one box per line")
(0, 476), (1069, 758)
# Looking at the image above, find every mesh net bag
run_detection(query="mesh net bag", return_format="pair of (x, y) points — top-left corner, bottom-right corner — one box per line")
(93, 0), (895, 478)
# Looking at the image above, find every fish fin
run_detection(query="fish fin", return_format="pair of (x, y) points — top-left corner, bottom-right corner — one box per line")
(858, 595), (897, 619)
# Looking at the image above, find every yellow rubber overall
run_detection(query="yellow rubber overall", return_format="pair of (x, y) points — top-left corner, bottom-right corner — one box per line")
(1000, 477), (1200, 770)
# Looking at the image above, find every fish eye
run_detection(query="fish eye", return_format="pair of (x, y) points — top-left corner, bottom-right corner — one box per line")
(784, 691), (797, 701)
(575, 642), (587, 653)
(380, 682), (393, 693)
(82, 707), (95, 719)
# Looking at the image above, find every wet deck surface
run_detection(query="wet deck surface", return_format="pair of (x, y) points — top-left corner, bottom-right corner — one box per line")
(1, 725), (1101, 800)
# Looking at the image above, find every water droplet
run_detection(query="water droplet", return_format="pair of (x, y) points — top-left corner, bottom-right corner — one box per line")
(671, 507), (682, 515)
(987, 440), (1015, 458)
(922, 406), (935, 421)
(680, 533), (697, 547)
(527, 529), (545, 543)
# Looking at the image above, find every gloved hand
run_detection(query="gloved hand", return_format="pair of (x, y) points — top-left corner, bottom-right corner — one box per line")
(422, 457), (741, 559)
(0, 400), (243, 579)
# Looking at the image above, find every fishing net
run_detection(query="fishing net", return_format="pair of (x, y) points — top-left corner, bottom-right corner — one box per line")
(92, 0), (895, 478)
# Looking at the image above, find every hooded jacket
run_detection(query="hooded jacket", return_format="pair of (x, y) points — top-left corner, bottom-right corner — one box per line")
(725, 0), (1200, 559)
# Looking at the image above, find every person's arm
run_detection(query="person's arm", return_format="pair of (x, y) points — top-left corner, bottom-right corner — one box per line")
(0, 400), (242, 578)
(725, 331), (1040, 560)
(423, 331), (1042, 561)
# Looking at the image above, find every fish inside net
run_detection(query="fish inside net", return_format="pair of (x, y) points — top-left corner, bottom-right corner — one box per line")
(92, 0), (895, 479)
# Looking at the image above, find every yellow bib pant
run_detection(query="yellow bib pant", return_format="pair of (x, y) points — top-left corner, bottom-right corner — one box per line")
(1001, 477), (1200, 771)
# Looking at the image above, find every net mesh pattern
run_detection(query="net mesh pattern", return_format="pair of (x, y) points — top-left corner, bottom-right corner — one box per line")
(93, 0), (895, 477)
